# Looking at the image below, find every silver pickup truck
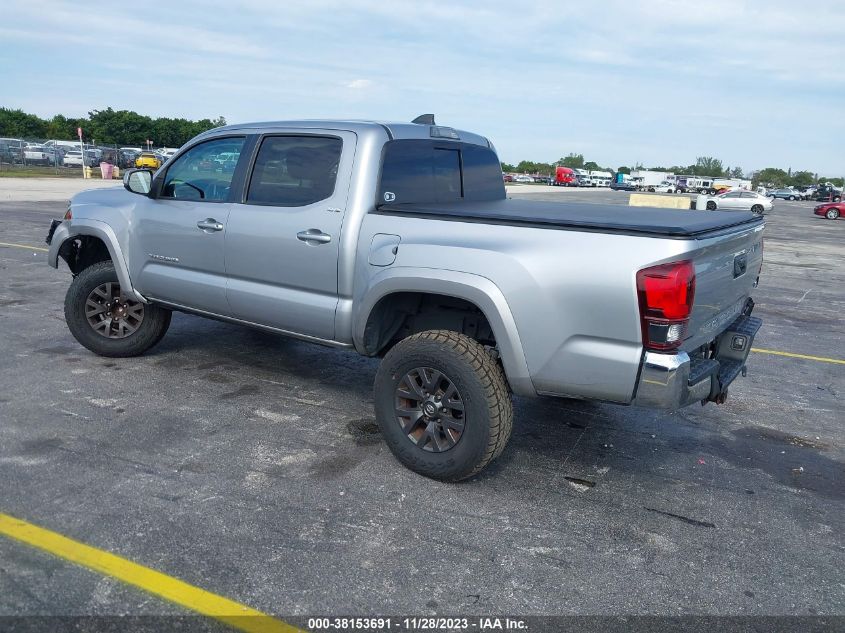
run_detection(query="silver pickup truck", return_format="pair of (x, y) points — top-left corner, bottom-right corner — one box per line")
(46, 117), (763, 481)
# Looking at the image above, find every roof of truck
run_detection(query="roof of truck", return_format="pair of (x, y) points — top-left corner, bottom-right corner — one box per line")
(207, 119), (492, 148)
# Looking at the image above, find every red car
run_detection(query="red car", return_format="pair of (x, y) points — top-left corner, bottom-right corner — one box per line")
(814, 202), (844, 220)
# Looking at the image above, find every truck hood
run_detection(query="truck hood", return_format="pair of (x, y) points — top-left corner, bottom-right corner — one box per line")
(70, 185), (135, 223)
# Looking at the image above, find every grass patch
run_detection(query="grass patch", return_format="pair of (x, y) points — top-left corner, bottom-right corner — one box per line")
(0, 165), (109, 179)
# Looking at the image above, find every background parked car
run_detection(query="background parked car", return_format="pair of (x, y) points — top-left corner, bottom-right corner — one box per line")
(62, 150), (98, 167)
(609, 181), (637, 191)
(24, 145), (54, 165)
(815, 185), (842, 202)
(769, 188), (801, 201)
(0, 138), (24, 163)
(704, 190), (773, 214)
(652, 181), (677, 193)
(502, 174), (513, 183)
(118, 150), (139, 169)
(135, 152), (162, 170)
(814, 201), (844, 220)
(513, 175), (534, 183)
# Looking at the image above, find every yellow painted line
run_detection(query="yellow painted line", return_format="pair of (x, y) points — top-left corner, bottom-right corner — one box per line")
(0, 241), (49, 252)
(752, 348), (845, 365)
(0, 512), (300, 633)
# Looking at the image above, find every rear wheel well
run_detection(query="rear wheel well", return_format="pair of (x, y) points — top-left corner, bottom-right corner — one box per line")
(58, 235), (112, 275)
(363, 292), (496, 357)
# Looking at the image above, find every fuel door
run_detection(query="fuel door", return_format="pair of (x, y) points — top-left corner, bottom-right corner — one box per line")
(368, 233), (400, 267)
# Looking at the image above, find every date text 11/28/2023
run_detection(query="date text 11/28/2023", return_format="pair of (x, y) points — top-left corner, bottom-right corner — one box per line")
(307, 617), (528, 630)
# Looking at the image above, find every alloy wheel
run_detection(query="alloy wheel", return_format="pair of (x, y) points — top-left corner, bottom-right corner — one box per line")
(85, 282), (144, 339)
(394, 367), (465, 452)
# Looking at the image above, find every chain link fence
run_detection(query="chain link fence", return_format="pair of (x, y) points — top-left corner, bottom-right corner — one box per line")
(0, 137), (172, 179)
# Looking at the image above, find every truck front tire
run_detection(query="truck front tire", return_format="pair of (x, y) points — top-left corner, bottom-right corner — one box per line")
(374, 330), (513, 481)
(64, 261), (171, 358)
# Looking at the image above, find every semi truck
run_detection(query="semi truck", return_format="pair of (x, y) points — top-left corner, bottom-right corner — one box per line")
(552, 166), (577, 186)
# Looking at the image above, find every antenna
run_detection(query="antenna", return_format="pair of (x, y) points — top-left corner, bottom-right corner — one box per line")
(411, 114), (436, 125)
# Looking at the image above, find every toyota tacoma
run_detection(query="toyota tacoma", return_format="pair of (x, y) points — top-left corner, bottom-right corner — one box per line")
(46, 116), (764, 481)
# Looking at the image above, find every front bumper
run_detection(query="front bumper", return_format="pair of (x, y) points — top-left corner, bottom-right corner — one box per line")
(633, 309), (762, 410)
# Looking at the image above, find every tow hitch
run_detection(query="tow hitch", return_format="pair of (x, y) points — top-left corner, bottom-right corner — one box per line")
(701, 299), (762, 405)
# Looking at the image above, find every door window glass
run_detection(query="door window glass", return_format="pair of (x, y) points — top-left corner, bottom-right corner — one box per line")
(247, 136), (343, 206)
(160, 137), (245, 201)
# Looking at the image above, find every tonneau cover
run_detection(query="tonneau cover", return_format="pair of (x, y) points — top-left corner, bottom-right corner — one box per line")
(376, 199), (762, 238)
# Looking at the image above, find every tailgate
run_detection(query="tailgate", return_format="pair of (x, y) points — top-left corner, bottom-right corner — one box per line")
(684, 222), (764, 350)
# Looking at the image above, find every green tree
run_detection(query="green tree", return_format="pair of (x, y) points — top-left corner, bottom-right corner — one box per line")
(516, 160), (554, 174)
(0, 108), (48, 138)
(695, 156), (724, 176)
(500, 162), (515, 173)
(755, 167), (789, 186)
(583, 161), (600, 171)
(558, 152), (584, 168)
(729, 166), (744, 179)
(616, 166), (630, 174)
(789, 171), (814, 187)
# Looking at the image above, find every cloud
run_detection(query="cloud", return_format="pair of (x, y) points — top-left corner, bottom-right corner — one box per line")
(2, 0), (844, 174)
(345, 79), (374, 90)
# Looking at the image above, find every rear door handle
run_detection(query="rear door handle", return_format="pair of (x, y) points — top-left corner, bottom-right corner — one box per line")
(197, 218), (224, 232)
(296, 229), (332, 245)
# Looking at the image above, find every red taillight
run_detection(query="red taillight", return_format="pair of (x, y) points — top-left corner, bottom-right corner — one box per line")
(64, 203), (72, 220)
(637, 260), (696, 351)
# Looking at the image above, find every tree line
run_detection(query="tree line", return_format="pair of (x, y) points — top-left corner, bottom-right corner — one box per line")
(0, 107), (226, 148)
(501, 152), (843, 188)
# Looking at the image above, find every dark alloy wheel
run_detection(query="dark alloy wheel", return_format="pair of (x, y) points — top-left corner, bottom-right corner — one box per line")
(64, 261), (171, 357)
(706, 201), (717, 210)
(85, 282), (145, 339)
(394, 367), (465, 453)
(374, 330), (513, 481)
(751, 204), (764, 215)
(826, 208), (840, 220)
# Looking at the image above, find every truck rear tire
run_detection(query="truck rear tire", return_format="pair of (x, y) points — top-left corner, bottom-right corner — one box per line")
(64, 261), (171, 358)
(374, 330), (513, 481)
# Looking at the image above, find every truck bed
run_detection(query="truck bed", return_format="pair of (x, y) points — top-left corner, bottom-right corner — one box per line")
(377, 199), (762, 238)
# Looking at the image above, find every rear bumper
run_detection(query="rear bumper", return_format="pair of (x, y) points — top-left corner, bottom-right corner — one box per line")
(633, 310), (762, 410)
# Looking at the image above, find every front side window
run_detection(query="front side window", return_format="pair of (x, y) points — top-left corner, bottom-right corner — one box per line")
(160, 137), (245, 202)
(247, 135), (343, 206)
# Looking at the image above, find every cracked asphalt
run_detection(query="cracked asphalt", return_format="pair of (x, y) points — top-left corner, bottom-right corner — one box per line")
(0, 186), (842, 620)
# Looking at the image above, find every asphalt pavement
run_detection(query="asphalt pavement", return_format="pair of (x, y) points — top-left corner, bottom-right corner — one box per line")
(0, 187), (842, 622)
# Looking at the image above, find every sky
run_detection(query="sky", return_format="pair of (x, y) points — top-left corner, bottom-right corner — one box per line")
(2, 0), (844, 175)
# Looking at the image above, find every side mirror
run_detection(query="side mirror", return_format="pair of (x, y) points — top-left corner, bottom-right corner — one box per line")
(123, 169), (153, 196)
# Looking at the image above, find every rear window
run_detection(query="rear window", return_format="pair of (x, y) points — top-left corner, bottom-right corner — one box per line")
(379, 140), (505, 205)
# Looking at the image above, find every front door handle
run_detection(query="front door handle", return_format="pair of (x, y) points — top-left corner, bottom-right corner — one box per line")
(296, 229), (332, 245)
(197, 218), (224, 232)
